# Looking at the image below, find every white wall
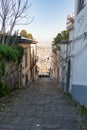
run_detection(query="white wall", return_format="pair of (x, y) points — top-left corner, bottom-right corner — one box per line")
(75, 1), (87, 37)
(68, 28), (74, 92)
(72, 44), (87, 85)
(60, 44), (67, 59)
(58, 43), (67, 89)
(69, 29), (74, 41)
(72, 0), (87, 86)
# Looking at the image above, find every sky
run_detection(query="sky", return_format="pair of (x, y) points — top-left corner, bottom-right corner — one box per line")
(18, 0), (75, 46)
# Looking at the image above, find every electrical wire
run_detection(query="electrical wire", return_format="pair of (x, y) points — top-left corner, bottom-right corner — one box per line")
(70, 24), (87, 57)
(74, 40), (87, 57)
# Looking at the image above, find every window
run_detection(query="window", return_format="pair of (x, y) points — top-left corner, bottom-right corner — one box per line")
(77, 0), (84, 13)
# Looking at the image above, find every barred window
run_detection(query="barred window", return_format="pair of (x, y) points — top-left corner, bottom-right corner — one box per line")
(77, 0), (84, 13)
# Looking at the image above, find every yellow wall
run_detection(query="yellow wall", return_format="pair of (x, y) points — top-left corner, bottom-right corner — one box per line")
(19, 43), (37, 86)
(19, 43), (31, 86)
(30, 44), (38, 81)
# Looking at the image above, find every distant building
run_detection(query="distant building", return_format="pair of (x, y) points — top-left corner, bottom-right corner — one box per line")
(37, 45), (51, 75)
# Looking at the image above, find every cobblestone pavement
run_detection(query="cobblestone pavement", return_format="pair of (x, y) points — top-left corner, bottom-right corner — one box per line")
(0, 78), (87, 130)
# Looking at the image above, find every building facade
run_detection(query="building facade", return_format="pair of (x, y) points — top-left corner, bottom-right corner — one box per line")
(58, 42), (68, 91)
(51, 44), (58, 80)
(18, 36), (37, 87)
(66, 14), (74, 93)
(71, 0), (87, 107)
(30, 41), (38, 81)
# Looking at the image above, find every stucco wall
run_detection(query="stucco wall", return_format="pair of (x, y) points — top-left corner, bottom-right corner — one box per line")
(75, 2), (87, 37)
(19, 44), (31, 86)
(72, 2), (87, 86)
(72, 84), (87, 107)
(71, 1), (87, 107)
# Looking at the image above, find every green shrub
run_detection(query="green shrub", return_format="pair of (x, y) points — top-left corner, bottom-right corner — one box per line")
(0, 81), (11, 97)
(5, 85), (11, 95)
(0, 61), (6, 77)
(0, 45), (24, 64)
(14, 46), (24, 64)
(81, 105), (87, 116)
(0, 81), (7, 96)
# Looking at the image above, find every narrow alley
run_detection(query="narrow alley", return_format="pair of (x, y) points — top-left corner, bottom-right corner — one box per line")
(0, 78), (87, 130)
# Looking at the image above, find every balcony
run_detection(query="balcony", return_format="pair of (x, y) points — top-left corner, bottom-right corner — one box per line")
(66, 14), (74, 31)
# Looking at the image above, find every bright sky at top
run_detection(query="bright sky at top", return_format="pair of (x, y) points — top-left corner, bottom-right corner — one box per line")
(18, 0), (75, 46)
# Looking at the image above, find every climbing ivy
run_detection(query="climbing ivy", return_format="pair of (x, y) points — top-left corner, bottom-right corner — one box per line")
(0, 45), (24, 79)
(0, 45), (24, 63)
